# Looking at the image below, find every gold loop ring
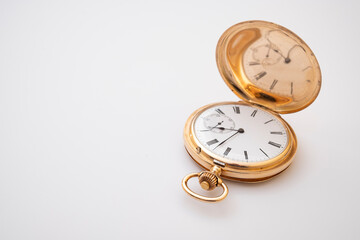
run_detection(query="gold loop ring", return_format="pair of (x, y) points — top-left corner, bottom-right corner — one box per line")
(182, 173), (228, 202)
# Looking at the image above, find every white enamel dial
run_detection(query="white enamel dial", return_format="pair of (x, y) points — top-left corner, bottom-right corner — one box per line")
(194, 103), (289, 162)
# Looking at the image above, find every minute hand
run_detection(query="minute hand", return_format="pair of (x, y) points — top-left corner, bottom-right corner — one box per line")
(213, 128), (243, 150)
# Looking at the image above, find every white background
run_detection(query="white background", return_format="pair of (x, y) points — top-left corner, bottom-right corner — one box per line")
(0, 1), (359, 239)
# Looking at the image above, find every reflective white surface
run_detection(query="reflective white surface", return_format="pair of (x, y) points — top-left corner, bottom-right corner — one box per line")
(0, 1), (359, 240)
(194, 104), (288, 162)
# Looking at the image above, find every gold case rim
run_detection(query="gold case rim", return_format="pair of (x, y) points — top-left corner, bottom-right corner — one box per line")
(183, 101), (297, 182)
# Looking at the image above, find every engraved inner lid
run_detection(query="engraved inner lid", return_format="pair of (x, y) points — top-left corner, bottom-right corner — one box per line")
(216, 21), (321, 114)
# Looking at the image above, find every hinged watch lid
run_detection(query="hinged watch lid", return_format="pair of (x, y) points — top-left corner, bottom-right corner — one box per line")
(216, 20), (321, 114)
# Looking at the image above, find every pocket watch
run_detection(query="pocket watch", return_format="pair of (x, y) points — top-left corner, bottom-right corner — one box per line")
(182, 20), (321, 202)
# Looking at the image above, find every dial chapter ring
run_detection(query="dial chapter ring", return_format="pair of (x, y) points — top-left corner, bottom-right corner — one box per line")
(182, 173), (228, 202)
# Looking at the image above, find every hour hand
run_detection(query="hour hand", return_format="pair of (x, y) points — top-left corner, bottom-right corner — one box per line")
(213, 128), (244, 150)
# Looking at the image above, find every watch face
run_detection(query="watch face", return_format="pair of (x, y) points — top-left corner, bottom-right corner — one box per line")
(193, 103), (289, 163)
(242, 27), (315, 100)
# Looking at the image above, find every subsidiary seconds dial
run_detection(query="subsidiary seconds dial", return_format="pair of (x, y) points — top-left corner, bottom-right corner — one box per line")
(194, 103), (289, 162)
(202, 110), (235, 133)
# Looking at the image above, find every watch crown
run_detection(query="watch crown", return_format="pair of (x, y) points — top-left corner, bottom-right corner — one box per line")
(199, 171), (218, 191)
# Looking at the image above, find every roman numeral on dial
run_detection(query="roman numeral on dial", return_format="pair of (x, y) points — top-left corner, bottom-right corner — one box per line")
(268, 141), (281, 148)
(233, 106), (240, 114)
(244, 150), (248, 160)
(223, 147), (232, 156)
(215, 109), (224, 115)
(251, 110), (257, 117)
(270, 131), (283, 135)
(207, 139), (219, 146)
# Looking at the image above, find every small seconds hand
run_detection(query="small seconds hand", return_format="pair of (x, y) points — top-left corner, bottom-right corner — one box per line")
(200, 127), (237, 132)
(200, 121), (223, 132)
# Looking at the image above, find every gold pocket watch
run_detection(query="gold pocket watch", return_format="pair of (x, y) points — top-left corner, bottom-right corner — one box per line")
(182, 20), (321, 202)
